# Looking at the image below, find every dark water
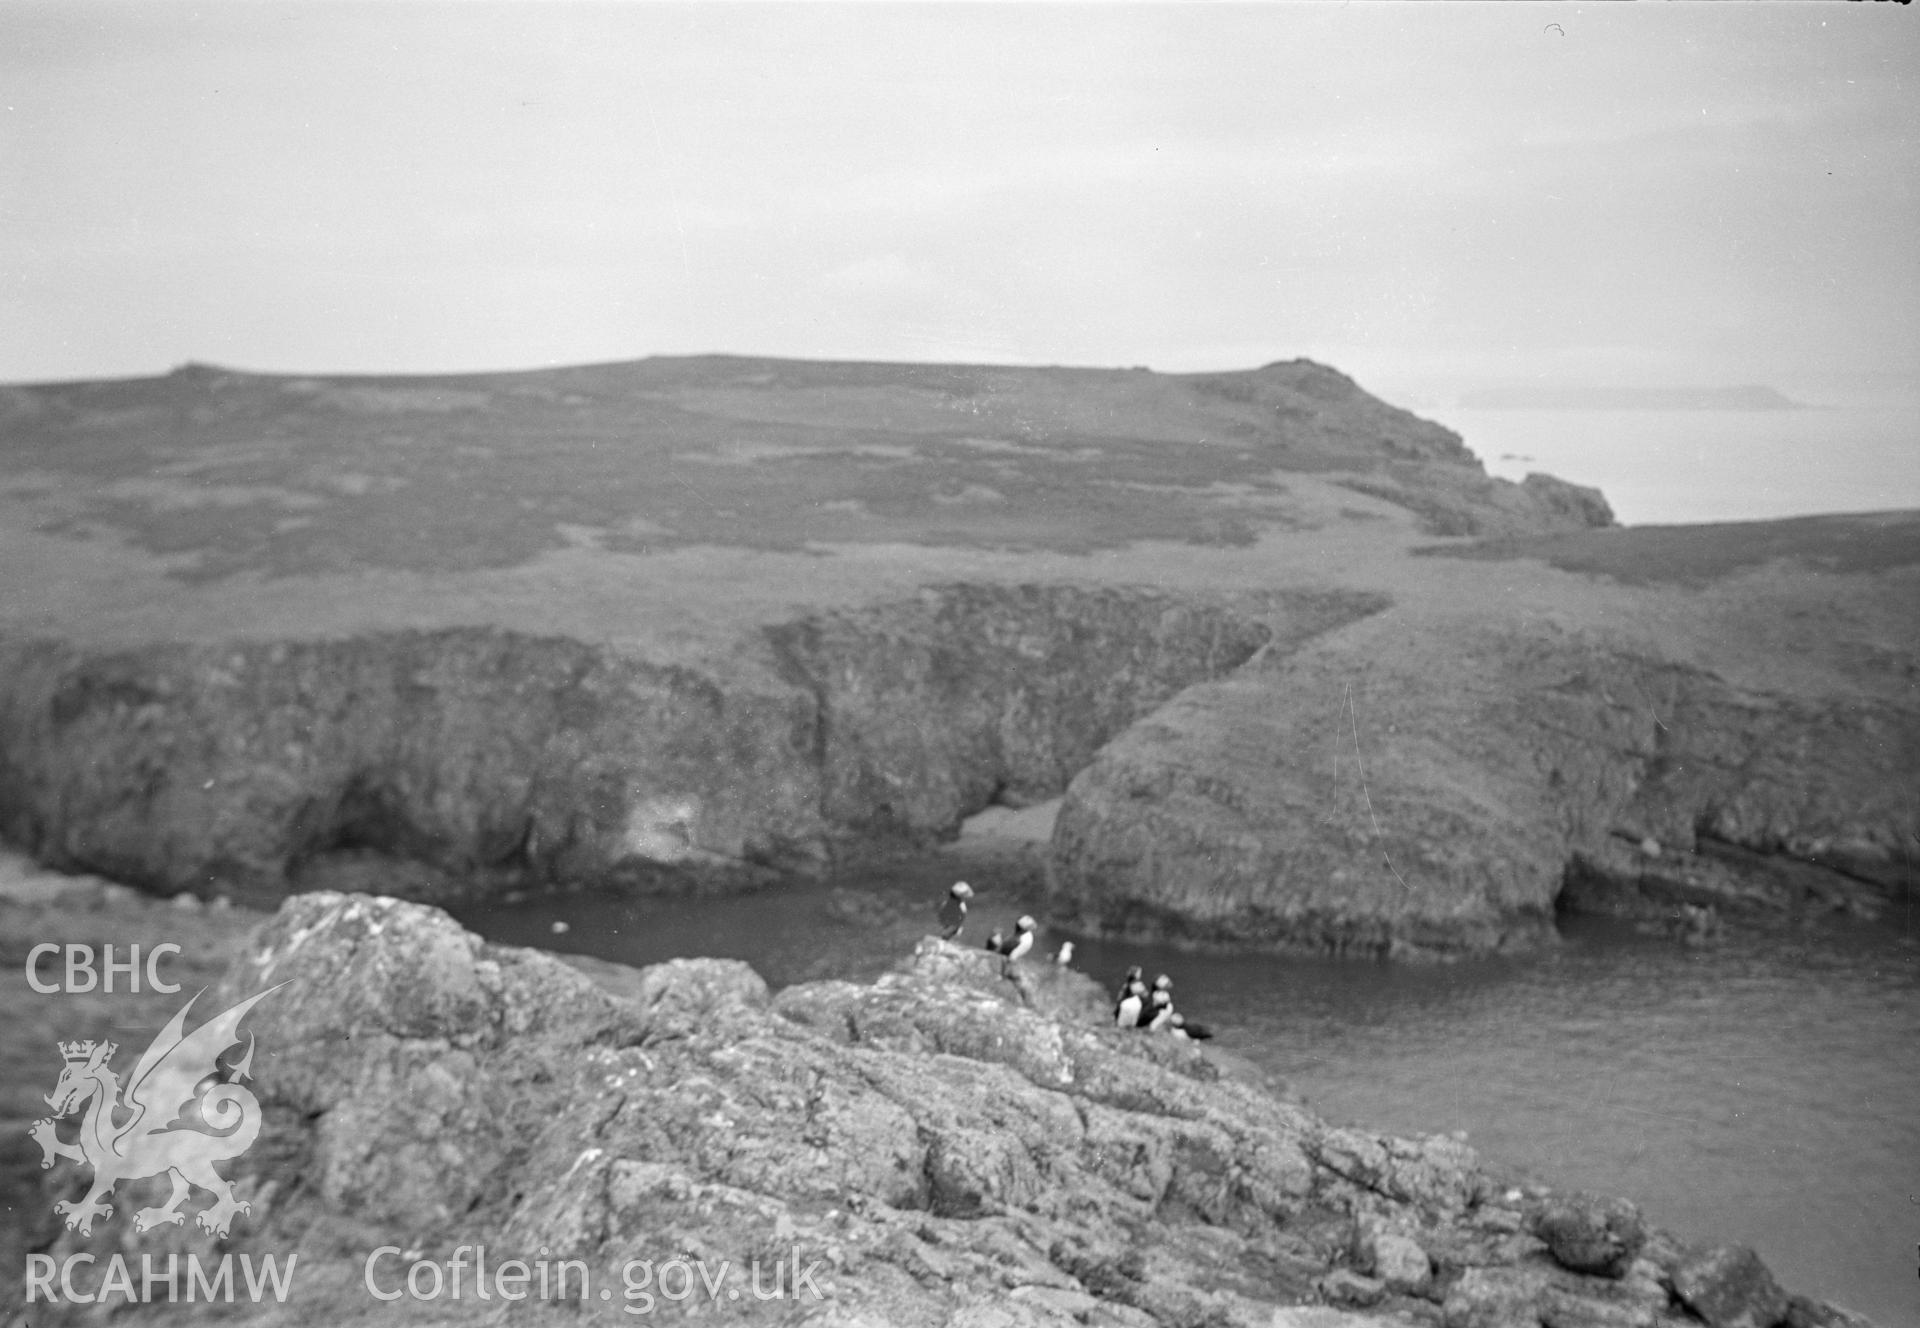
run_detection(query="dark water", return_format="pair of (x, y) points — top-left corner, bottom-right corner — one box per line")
(457, 861), (1920, 1325)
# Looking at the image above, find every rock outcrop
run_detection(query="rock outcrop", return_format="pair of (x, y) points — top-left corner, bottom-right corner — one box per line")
(1049, 617), (1918, 956)
(17, 893), (1877, 1326)
(1335, 466), (1614, 540)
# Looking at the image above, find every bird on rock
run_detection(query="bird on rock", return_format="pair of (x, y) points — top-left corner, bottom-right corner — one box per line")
(995, 916), (1036, 978)
(936, 881), (974, 940)
(1169, 1013), (1214, 1041)
(1000, 916), (1035, 965)
(1142, 975), (1173, 1030)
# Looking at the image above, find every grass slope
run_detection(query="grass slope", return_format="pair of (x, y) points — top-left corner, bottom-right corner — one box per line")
(0, 356), (1465, 584)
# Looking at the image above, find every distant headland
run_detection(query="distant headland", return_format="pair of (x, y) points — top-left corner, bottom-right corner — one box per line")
(1460, 384), (1808, 411)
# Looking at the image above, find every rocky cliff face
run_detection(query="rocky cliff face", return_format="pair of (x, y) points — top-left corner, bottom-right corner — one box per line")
(18, 892), (1873, 1326)
(0, 587), (1376, 905)
(1048, 618), (1918, 957)
(0, 629), (822, 902)
(766, 585), (1375, 838)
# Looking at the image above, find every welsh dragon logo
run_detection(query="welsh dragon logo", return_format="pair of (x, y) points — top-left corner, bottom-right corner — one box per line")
(29, 984), (288, 1238)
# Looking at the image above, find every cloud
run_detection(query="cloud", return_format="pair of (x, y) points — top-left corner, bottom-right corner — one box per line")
(813, 254), (946, 300)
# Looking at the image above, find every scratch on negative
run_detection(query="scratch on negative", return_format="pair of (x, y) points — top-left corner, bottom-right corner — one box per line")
(1347, 683), (1412, 891)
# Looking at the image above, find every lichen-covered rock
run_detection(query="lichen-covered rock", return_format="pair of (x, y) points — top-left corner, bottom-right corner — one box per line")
(1351, 1214), (1434, 1296)
(1539, 1276), (1668, 1328)
(600, 954), (772, 1039)
(1273, 1311), (1411, 1328)
(1535, 1194), (1647, 1278)
(1318, 1267), (1387, 1308)
(1785, 1294), (1881, 1328)
(1443, 1264), (1553, 1328)
(1304, 1124), (1480, 1215)
(23, 894), (1876, 1328)
(1672, 1245), (1791, 1328)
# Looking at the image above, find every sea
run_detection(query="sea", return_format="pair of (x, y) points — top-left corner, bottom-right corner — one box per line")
(1423, 393), (1920, 527)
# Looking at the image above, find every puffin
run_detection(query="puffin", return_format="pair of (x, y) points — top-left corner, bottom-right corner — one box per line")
(1113, 966), (1144, 1005)
(936, 881), (975, 940)
(985, 928), (1005, 953)
(1054, 941), (1075, 967)
(1142, 975), (1173, 1029)
(1114, 980), (1145, 1029)
(1168, 1013), (1214, 1041)
(1000, 916), (1036, 965)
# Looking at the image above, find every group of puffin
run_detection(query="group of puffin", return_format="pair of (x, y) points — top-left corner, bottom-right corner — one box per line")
(940, 881), (1055, 975)
(1112, 967), (1213, 1040)
(936, 881), (1213, 1040)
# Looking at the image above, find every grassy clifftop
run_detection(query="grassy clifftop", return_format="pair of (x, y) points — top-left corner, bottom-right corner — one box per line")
(0, 356), (1490, 577)
(0, 355), (1596, 645)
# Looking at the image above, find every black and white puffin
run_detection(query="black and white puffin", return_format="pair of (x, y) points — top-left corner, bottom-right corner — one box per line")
(1001, 916), (1035, 964)
(1113, 966), (1143, 1005)
(936, 881), (974, 940)
(1114, 980), (1145, 1029)
(984, 928), (1005, 953)
(1142, 975), (1173, 1029)
(1054, 941), (1075, 967)
(1168, 1013), (1214, 1041)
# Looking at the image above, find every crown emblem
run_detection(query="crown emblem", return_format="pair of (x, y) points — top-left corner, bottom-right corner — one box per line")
(59, 1039), (112, 1063)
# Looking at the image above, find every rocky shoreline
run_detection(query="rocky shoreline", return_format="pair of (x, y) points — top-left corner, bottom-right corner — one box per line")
(1, 874), (1884, 1328)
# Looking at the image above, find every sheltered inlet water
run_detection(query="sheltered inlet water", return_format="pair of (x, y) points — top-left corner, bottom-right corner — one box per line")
(1080, 914), (1919, 1326)
(461, 855), (1919, 1326)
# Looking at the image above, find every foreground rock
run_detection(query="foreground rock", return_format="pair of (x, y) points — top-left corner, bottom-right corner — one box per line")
(18, 893), (1878, 1326)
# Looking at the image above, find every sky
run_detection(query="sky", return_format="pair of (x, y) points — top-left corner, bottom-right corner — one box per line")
(3, 3), (1916, 401)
